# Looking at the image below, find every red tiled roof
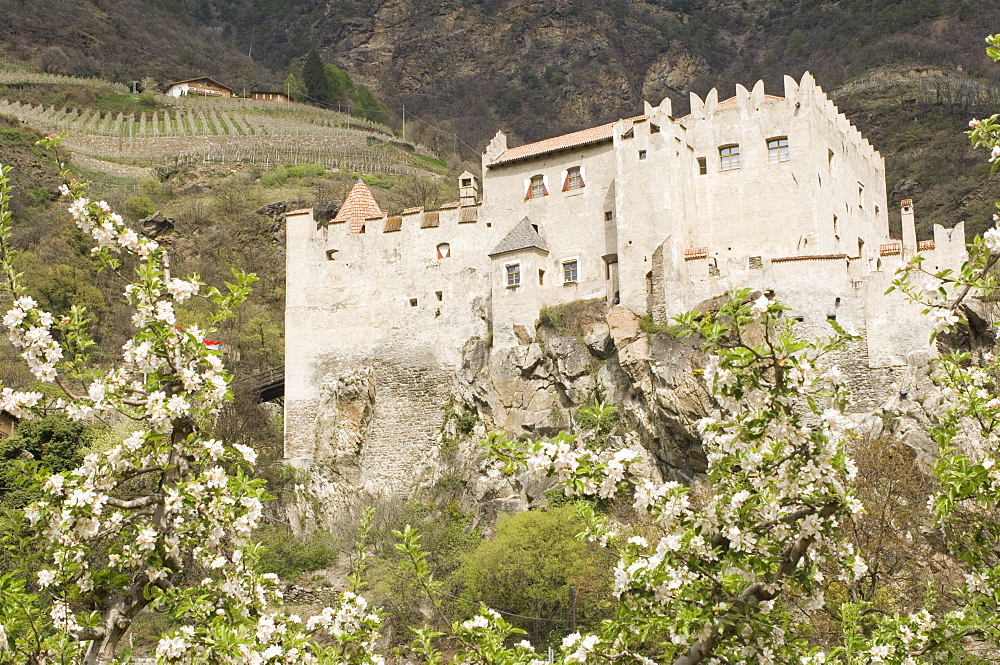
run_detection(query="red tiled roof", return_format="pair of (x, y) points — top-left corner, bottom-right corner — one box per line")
(489, 116), (646, 167)
(438, 201), (459, 209)
(919, 240), (935, 251)
(880, 242), (902, 256)
(716, 94), (784, 111)
(771, 253), (848, 263)
(684, 247), (709, 260)
(679, 94), (784, 121)
(332, 180), (384, 233)
(402, 206), (423, 215)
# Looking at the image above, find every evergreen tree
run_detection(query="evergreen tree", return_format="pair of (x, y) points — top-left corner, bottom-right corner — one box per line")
(302, 48), (331, 105)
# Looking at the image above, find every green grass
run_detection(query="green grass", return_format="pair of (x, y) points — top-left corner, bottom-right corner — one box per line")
(409, 152), (449, 174)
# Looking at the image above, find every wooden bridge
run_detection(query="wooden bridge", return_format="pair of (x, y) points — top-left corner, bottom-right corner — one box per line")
(243, 366), (284, 402)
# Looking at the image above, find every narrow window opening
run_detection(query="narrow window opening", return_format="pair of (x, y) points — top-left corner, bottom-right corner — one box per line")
(638, 150), (647, 160)
(604, 211), (614, 222)
(409, 298), (418, 307)
(795, 316), (805, 323)
(697, 157), (707, 175)
(461, 178), (472, 186)
(531, 224), (539, 233)
(436, 242), (450, 259)
(538, 269), (545, 285)
(858, 183), (865, 208)
(833, 215), (839, 237)
(436, 291), (443, 301)
(827, 314), (837, 321)
(325, 249), (339, 260)
(828, 149), (834, 167)
(650, 123), (660, 134)
(835, 297), (842, 306)
(719, 144), (740, 171)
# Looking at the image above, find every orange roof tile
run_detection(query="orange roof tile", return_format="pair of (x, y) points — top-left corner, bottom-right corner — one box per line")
(332, 180), (384, 233)
(489, 116), (646, 167)
(716, 94), (784, 111)
(771, 253), (848, 263)
(679, 94), (784, 121)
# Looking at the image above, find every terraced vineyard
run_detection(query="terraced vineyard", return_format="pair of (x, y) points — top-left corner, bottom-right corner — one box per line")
(0, 70), (430, 176)
(0, 98), (390, 139)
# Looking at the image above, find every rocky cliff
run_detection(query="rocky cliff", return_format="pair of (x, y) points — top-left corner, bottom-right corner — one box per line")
(290, 296), (974, 533)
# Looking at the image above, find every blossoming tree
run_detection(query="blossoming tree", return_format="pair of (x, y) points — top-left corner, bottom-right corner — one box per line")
(0, 144), (382, 664)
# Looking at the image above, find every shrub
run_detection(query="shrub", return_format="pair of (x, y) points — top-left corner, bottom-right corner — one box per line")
(260, 165), (288, 187)
(256, 525), (338, 580)
(455, 504), (613, 642)
(123, 194), (156, 220)
(0, 414), (90, 511)
(286, 163), (326, 179)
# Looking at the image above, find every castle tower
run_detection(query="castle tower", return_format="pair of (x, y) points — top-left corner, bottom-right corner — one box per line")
(901, 198), (917, 259)
(459, 171), (481, 206)
(332, 179), (384, 233)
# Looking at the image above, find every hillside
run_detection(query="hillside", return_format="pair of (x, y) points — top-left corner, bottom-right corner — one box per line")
(2, 0), (998, 234)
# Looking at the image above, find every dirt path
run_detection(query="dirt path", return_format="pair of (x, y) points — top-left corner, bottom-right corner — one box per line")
(70, 153), (154, 179)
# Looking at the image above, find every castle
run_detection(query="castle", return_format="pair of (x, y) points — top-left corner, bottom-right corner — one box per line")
(283, 72), (966, 489)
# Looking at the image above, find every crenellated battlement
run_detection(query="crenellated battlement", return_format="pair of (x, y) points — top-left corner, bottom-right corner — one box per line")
(675, 72), (881, 166)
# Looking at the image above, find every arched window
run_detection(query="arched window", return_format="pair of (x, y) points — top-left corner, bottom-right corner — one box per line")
(436, 242), (451, 259)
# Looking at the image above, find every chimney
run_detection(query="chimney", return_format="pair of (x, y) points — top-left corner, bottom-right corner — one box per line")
(901, 199), (916, 258)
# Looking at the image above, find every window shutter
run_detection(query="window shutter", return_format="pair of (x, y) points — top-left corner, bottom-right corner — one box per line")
(579, 166), (586, 188)
(542, 175), (549, 196)
(524, 178), (531, 200)
(562, 170), (570, 192)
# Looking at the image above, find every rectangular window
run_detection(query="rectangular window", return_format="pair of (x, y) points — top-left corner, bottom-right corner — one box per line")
(638, 150), (647, 160)
(604, 211), (613, 221)
(506, 264), (521, 287)
(563, 260), (578, 284)
(529, 175), (547, 199)
(538, 269), (545, 285)
(565, 166), (584, 190)
(719, 145), (740, 171)
(767, 137), (789, 163)
(697, 157), (707, 175)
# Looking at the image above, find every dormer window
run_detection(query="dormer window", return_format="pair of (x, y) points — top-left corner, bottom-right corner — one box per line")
(564, 166), (584, 191)
(719, 145), (740, 171)
(527, 175), (547, 199)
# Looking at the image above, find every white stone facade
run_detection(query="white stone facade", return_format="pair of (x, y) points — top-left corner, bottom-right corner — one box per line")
(284, 72), (966, 473)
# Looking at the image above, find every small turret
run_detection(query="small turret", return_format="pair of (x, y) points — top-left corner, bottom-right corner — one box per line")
(332, 179), (384, 234)
(459, 171), (481, 206)
(901, 199), (917, 258)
